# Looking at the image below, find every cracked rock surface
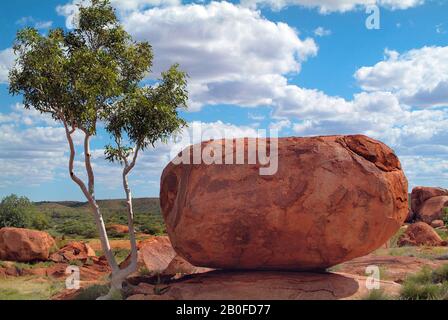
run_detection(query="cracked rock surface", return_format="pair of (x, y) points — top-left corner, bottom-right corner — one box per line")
(126, 270), (401, 300)
(160, 135), (408, 270)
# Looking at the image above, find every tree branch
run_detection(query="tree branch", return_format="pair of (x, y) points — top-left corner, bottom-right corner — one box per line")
(83, 131), (95, 198)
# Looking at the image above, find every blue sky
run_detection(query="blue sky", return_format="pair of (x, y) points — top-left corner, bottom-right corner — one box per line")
(0, 0), (447, 201)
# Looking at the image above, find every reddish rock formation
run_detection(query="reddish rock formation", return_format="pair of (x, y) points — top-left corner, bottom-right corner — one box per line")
(335, 254), (445, 283)
(411, 187), (448, 215)
(431, 220), (445, 229)
(161, 135), (408, 270)
(120, 236), (177, 275)
(416, 196), (448, 224)
(398, 222), (447, 247)
(49, 242), (96, 263)
(405, 209), (415, 223)
(0, 228), (56, 262)
(126, 271), (401, 300)
(164, 255), (213, 276)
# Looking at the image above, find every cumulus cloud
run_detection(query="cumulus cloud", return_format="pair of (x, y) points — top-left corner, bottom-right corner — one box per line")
(355, 46), (448, 107)
(57, 0), (180, 28)
(122, 1), (318, 110)
(240, 0), (424, 13)
(0, 106), (72, 188)
(0, 48), (14, 84)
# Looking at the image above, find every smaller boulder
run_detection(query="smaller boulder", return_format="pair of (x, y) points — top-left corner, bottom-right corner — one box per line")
(411, 187), (448, 214)
(49, 242), (96, 263)
(0, 228), (56, 262)
(431, 220), (445, 229)
(417, 196), (448, 224)
(398, 222), (447, 247)
(120, 236), (177, 275)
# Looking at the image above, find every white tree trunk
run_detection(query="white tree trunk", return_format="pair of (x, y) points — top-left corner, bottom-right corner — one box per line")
(62, 120), (120, 299)
(99, 147), (141, 299)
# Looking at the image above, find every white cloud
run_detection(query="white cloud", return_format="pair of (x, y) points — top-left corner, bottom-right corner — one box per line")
(314, 26), (331, 37)
(355, 46), (448, 107)
(16, 16), (53, 30)
(122, 1), (317, 110)
(241, 0), (424, 13)
(57, 0), (180, 28)
(0, 48), (14, 84)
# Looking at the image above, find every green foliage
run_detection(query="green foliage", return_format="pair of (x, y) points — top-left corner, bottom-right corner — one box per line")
(56, 220), (98, 239)
(362, 289), (392, 300)
(34, 198), (165, 238)
(0, 277), (65, 300)
(0, 194), (34, 228)
(400, 265), (448, 300)
(0, 194), (52, 230)
(29, 212), (50, 231)
(73, 284), (110, 300)
(442, 207), (448, 226)
(9, 0), (155, 134)
(10, 0), (187, 156)
(389, 226), (407, 248)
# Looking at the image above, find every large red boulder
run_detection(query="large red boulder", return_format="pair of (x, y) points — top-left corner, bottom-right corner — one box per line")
(161, 135), (408, 270)
(416, 196), (448, 224)
(0, 227), (56, 262)
(411, 187), (448, 215)
(398, 222), (447, 247)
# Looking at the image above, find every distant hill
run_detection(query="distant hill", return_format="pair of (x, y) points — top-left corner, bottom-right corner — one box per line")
(34, 198), (164, 238)
(35, 198), (161, 216)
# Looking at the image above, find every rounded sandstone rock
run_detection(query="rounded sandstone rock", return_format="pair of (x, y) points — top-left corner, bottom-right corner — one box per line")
(160, 135), (408, 270)
(0, 227), (56, 262)
(411, 186), (448, 214)
(416, 196), (448, 224)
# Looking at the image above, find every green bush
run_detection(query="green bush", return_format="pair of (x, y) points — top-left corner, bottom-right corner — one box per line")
(0, 194), (33, 228)
(30, 213), (50, 230)
(56, 220), (97, 238)
(442, 207), (448, 226)
(73, 284), (110, 300)
(400, 265), (448, 300)
(362, 289), (392, 300)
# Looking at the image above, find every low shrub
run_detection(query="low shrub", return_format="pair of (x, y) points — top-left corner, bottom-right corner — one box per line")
(73, 284), (111, 300)
(400, 265), (448, 300)
(362, 289), (392, 300)
(56, 220), (97, 238)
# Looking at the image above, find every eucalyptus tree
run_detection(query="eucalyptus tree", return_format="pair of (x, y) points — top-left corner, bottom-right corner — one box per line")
(9, 0), (187, 298)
